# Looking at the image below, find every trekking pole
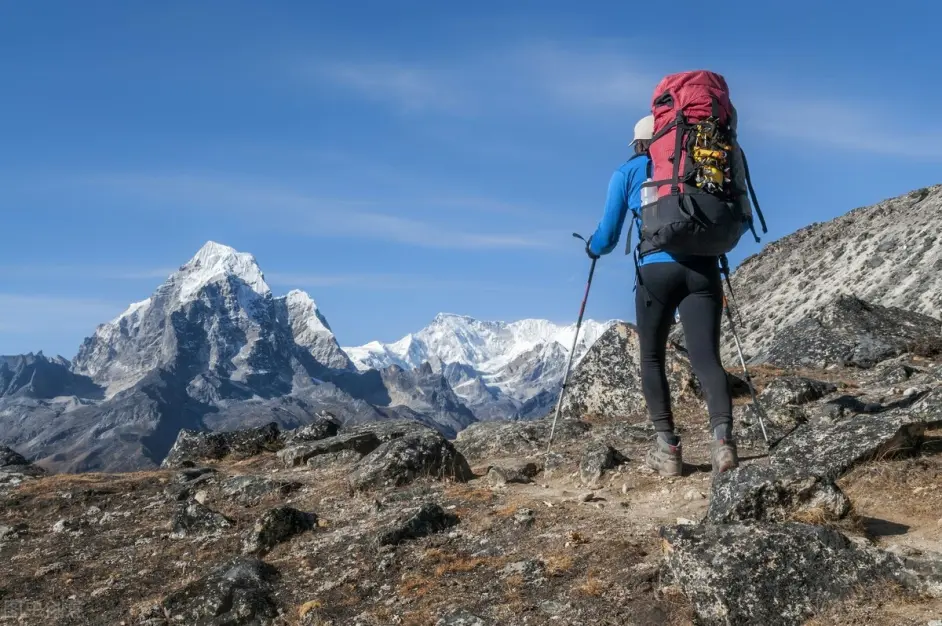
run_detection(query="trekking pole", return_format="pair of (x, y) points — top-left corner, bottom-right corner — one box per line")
(722, 297), (770, 447)
(547, 233), (597, 455)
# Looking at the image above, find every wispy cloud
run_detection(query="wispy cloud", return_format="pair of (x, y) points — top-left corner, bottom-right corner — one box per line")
(0, 294), (121, 334)
(307, 60), (469, 114)
(82, 173), (556, 250)
(304, 40), (942, 160)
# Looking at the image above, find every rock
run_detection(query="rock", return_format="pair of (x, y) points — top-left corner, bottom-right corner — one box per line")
(221, 476), (303, 504)
(436, 610), (489, 626)
(513, 508), (536, 527)
(0, 446), (30, 468)
(282, 412), (341, 446)
(736, 404), (808, 446)
(278, 432), (380, 468)
(872, 361), (921, 385)
(194, 490), (209, 505)
(161, 556), (279, 625)
(759, 377), (837, 407)
(752, 295), (942, 369)
(377, 503), (459, 546)
(171, 502), (234, 538)
(708, 464), (852, 524)
(162, 422), (283, 469)
(501, 560), (544, 581)
(0, 445), (45, 478)
(904, 387), (920, 397)
(346, 418), (429, 443)
(51, 519), (71, 533)
(348, 428), (473, 492)
(0, 523), (26, 541)
(579, 444), (624, 485)
(454, 417), (591, 462)
(242, 506), (317, 556)
(710, 411), (939, 523)
(684, 489), (705, 501)
(485, 459), (542, 486)
(305, 448), (363, 469)
(561, 322), (698, 420)
(661, 522), (900, 626)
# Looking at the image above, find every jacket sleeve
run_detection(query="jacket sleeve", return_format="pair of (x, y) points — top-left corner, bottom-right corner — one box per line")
(587, 170), (629, 256)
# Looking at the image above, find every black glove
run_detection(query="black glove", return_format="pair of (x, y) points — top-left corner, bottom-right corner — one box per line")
(585, 240), (600, 260)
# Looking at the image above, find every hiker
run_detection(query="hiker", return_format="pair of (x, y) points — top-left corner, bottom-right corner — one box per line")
(585, 71), (766, 476)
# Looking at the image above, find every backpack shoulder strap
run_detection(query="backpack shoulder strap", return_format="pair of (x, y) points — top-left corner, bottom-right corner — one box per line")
(740, 148), (768, 236)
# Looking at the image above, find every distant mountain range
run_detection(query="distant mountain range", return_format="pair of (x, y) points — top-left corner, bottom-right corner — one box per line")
(0, 241), (610, 472)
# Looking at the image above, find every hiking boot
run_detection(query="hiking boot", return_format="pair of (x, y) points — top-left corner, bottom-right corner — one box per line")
(646, 437), (682, 477)
(710, 439), (739, 473)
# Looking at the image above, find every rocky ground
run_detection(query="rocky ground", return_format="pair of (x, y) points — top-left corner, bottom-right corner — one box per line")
(2, 326), (942, 625)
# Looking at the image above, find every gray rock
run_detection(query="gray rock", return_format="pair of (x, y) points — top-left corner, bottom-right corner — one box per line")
(0, 445), (45, 477)
(162, 422), (282, 469)
(304, 448), (363, 469)
(221, 476), (303, 504)
(485, 459), (542, 486)
(579, 444), (624, 485)
(561, 322), (698, 420)
(707, 464), (851, 524)
(171, 502), (233, 538)
(759, 377), (837, 407)
(377, 503), (459, 546)
(281, 412), (341, 446)
(348, 428), (473, 492)
(161, 556), (279, 625)
(242, 506), (317, 556)
(513, 508), (536, 527)
(660, 522), (900, 626)
(277, 432), (380, 468)
(454, 417), (591, 462)
(736, 404), (809, 446)
(710, 411), (939, 523)
(752, 295), (942, 369)
(436, 610), (489, 626)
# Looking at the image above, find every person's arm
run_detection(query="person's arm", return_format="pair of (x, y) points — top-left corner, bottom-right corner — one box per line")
(587, 169), (629, 257)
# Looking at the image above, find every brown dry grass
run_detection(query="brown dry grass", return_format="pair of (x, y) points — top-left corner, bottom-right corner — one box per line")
(14, 469), (169, 495)
(803, 582), (942, 625)
(573, 571), (606, 597)
(543, 553), (574, 577)
(401, 609), (436, 626)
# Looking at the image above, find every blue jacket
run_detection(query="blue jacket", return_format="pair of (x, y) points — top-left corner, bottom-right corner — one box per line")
(587, 154), (676, 265)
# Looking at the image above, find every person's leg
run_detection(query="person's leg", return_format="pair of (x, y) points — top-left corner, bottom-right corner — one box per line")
(676, 258), (737, 471)
(636, 261), (686, 476)
(635, 262), (685, 439)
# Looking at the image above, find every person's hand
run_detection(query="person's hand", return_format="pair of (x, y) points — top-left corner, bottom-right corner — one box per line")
(585, 240), (600, 260)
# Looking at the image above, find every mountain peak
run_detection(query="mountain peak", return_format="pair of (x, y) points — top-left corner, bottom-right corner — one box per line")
(176, 241), (269, 302)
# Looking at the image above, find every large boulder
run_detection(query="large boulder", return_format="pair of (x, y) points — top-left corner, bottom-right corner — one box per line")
(277, 432), (381, 468)
(709, 408), (941, 524)
(281, 412), (341, 446)
(242, 506), (317, 556)
(0, 445), (44, 478)
(560, 322), (698, 420)
(661, 522), (903, 626)
(752, 295), (942, 369)
(170, 502), (234, 539)
(348, 428), (473, 491)
(221, 476), (303, 505)
(157, 557), (280, 625)
(759, 377), (837, 407)
(454, 417), (591, 462)
(377, 503), (459, 546)
(161, 422), (282, 469)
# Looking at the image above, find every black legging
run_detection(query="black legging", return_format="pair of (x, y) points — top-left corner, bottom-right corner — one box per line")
(635, 257), (732, 438)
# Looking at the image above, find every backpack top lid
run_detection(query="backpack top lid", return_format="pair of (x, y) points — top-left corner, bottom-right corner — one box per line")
(650, 70), (733, 131)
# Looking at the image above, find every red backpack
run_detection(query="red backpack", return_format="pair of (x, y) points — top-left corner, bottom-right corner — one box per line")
(638, 70), (766, 257)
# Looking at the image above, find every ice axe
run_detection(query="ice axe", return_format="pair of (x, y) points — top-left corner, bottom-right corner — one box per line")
(546, 233), (597, 455)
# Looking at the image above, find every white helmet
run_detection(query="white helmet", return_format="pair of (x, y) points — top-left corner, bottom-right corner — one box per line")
(632, 114), (655, 144)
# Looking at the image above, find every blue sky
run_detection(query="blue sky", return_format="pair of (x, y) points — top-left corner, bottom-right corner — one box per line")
(2, 1), (940, 358)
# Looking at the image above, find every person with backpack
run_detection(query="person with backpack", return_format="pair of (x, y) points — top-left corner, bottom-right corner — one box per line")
(585, 70), (765, 477)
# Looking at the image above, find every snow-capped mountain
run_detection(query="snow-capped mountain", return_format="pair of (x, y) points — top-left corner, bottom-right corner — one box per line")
(280, 289), (355, 372)
(1, 242), (475, 472)
(344, 314), (614, 420)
